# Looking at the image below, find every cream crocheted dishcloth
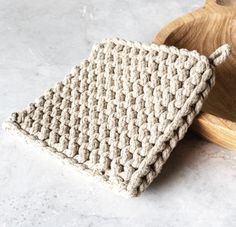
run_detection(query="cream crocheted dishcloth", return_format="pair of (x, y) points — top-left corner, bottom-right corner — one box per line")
(3, 38), (231, 197)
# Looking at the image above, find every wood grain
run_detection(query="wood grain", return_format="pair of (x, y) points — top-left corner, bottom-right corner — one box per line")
(154, 0), (236, 150)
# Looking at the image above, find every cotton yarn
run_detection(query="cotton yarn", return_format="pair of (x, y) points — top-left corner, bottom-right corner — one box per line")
(3, 38), (230, 197)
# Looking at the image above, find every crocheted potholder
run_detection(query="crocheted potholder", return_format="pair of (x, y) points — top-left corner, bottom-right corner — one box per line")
(4, 38), (230, 197)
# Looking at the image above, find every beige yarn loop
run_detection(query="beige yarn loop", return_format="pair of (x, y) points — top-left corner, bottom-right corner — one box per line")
(209, 44), (231, 66)
(4, 38), (231, 197)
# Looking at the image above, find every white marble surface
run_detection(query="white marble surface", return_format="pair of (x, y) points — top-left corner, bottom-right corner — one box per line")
(0, 0), (236, 226)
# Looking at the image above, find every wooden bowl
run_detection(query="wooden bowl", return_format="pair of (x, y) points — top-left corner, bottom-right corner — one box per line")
(154, 0), (236, 150)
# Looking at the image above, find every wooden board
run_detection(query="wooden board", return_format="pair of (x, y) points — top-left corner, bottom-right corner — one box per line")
(154, 0), (236, 150)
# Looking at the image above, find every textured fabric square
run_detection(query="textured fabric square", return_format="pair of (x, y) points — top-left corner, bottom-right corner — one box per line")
(4, 38), (230, 197)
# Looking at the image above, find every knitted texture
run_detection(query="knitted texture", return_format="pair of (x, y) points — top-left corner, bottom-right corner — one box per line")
(3, 38), (230, 197)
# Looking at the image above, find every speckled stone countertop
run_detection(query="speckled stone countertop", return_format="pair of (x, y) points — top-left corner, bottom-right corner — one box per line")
(0, 0), (235, 226)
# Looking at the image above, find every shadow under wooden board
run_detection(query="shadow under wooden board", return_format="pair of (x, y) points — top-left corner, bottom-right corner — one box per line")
(154, 0), (236, 151)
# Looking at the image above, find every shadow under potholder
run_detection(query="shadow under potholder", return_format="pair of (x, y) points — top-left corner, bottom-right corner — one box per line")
(3, 38), (230, 197)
